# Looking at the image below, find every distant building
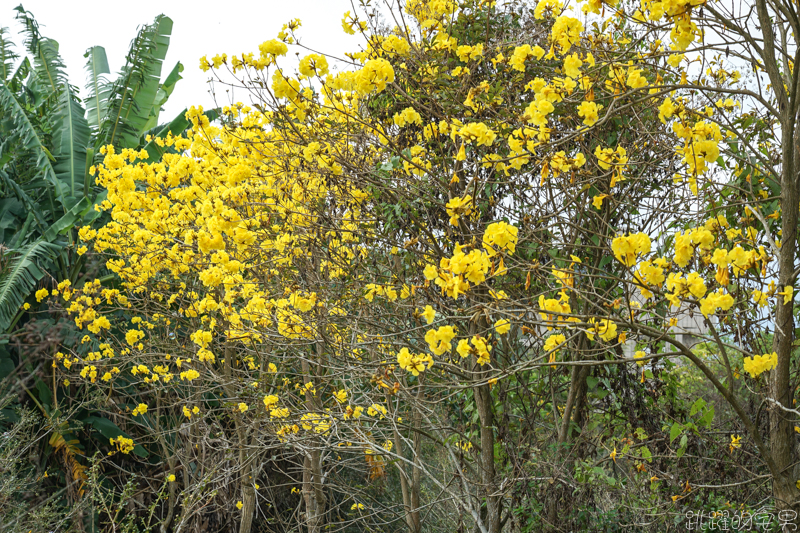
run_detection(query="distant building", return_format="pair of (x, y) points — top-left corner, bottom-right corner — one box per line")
(621, 301), (712, 359)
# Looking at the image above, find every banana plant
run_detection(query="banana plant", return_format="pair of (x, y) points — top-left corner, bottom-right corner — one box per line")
(0, 5), (212, 335)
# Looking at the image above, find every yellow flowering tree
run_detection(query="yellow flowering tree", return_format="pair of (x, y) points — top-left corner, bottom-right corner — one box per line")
(39, 0), (800, 530)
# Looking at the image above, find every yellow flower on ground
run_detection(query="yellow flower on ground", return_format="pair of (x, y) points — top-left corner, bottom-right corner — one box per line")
(167, 474), (176, 482)
(238, 403), (249, 413)
(236, 501), (243, 510)
(729, 434), (741, 453)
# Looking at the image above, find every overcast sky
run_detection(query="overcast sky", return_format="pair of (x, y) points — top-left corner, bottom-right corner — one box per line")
(5, 0), (357, 122)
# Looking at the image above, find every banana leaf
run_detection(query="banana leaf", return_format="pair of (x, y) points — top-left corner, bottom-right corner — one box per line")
(14, 6), (67, 102)
(101, 15), (174, 149)
(0, 82), (65, 202)
(52, 83), (90, 198)
(0, 238), (62, 332)
(141, 60), (183, 133)
(0, 26), (18, 83)
(83, 46), (111, 131)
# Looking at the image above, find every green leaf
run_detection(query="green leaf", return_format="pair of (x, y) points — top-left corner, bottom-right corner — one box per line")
(141, 60), (183, 133)
(101, 15), (174, 149)
(42, 196), (92, 242)
(83, 46), (111, 131)
(9, 56), (30, 93)
(0, 238), (62, 332)
(689, 398), (705, 416)
(0, 82), (66, 202)
(641, 446), (652, 463)
(34, 378), (52, 413)
(0, 170), (47, 232)
(52, 83), (90, 198)
(699, 405), (714, 427)
(0, 26), (19, 84)
(676, 434), (688, 458)
(669, 422), (682, 443)
(14, 7), (67, 99)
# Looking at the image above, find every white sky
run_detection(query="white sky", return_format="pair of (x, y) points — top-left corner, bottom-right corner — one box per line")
(5, 0), (358, 123)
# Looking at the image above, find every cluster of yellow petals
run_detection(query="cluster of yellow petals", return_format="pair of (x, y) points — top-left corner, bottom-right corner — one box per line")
(611, 232), (651, 267)
(742, 352), (778, 378)
(397, 348), (434, 376)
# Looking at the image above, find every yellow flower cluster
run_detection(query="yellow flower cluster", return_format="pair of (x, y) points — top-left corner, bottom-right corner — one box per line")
(509, 44), (545, 71)
(428, 243), (490, 299)
(742, 352), (778, 378)
(482, 221), (518, 257)
(611, 232), (651, 267)
(586, 318), (618, 342)
(446, 195), (474, 226)
(698, 289), (735, 317)
(393, 107), (423, 127)
(543, 334), (566, 368)
(397, 347), (434, 376)
(550, 16), (583, 54)
(639, 0), (706, 50)
(595, 145), (628, 187)
(456, 335), (492, 365)
(425, 326), (457, 355)
(537, 294), (575, 329)
(109, 436), (135, 455)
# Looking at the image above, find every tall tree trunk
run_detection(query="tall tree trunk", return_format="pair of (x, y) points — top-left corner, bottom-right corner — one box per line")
(474, 373), (500, 533)
(301, 353), (326, 533)
(393, 420), (421, 533)
(771, 104), (800, 511)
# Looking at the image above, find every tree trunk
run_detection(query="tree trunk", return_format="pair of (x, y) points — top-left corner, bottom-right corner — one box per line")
(474, 376), (500, 533)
